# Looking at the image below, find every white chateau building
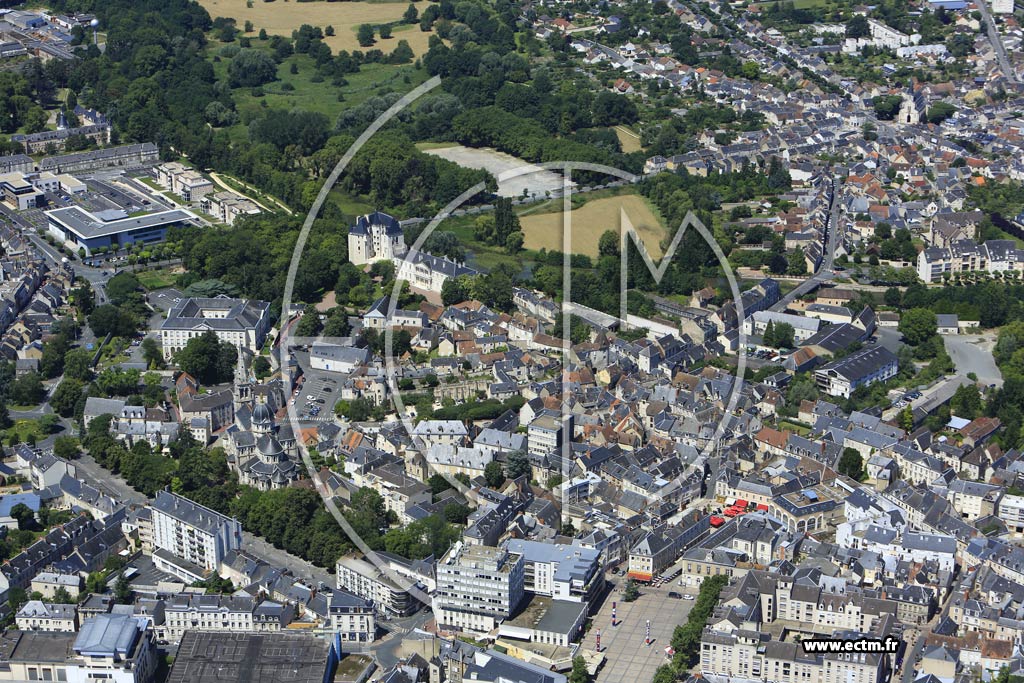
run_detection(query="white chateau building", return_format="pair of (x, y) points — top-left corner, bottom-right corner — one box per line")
(348, 211), (477, 293)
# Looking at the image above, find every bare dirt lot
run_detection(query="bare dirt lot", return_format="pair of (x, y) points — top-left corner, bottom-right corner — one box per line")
(520, 193), (668, 258)
(198, 0), (434, 55)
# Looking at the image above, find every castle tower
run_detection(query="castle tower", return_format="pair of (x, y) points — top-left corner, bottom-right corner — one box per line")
(348, 211), (406, 266)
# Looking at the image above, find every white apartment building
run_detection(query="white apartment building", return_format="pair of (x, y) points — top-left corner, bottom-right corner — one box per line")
(700, 629), (886, 683)
(504, 539), (603, 604)
(158, 295), (271, 360)
(336, 555), (423, 618)
(998, 492), (1024, 535)
(154, 162), (213, 201)
(328, 589), (377, 643)
(814, 346), (899, 398)
(917, 239), (1024, 283)
(201, 190), (262, 226)
(434, 542), (525, 634)
(528, 413), (571, 457)
(15, 601), (77, 632)
(742, 310), (822, 343)
(160, 594), (289, 642)
(149, 490), (242, 582)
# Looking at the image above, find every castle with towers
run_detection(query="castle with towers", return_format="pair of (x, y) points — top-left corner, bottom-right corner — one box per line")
(347, 211), (408, 265)
(347, 211), (478, 293)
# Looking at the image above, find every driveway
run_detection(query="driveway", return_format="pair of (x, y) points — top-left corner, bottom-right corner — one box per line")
(944, 333), (1003, 388)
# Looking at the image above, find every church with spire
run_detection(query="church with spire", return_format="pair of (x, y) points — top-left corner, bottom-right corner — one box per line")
(223, 351), (301, 490)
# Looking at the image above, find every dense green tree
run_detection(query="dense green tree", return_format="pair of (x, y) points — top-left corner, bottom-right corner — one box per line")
(141, 338), (164, 370)
(53, 436), (80, 459)
(950, 383), (982, 418)
(357, 24), (375, 47)
(10, 372), (44, 405)
(9, 503), (35, 531)
(484, 461), (506, 489)
(40, 334), (71, 378)
(506, 450), (531, 480)
(787, 247), (807, 276)
(64, 349), (94, 382)
(838, 447), (864, 480)
(252, 356), (271, 380)
(598, 230), (620, 258)
(846, 15), (870, 38)
(569, 656), (590, 683)
(899, 308), (938, 346)
(429, 474), (453, 497)
(114, 573), (133, 604)
(873, 95), (903, 121)
(88, 305), (137, 339)
(173, 331), (237, 385)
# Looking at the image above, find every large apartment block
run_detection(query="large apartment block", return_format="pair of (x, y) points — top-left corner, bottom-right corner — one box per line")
(160, 594), (291, 642)
(149, 490), (242, 581)
(158, 295), (271, 359)
(504, 539), (603, 604)
(434, 542), (525, 634)
(700, 629), (887, 683)
(814, 346), (898, 398)
(335, 555), (423, 618)
(917, 239), (1024, 283)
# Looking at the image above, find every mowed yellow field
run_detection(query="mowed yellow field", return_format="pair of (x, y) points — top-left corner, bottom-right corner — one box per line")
(198, 0), (434, 55)
(615, 126), (643, 152)
(520, 194), (667, 259)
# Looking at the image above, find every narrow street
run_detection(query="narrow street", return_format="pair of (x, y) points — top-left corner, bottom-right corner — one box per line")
(974, 0), (1018, 84)
(770, 175), (841, 312)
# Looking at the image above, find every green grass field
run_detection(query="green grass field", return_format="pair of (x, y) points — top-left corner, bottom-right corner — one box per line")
(213, 48), (429, 145)
(2, 419), (48, 445)
(136, 269), (180, 291)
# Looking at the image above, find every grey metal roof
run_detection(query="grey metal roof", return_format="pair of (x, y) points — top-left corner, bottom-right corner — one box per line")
(46, 205), (198, 239)
(505, 539), (600, 584)
(816, 345), (898, 382)
(161, 296), (269, 332)
(73, 614), (143, 657)
(151, 490), (238, 535)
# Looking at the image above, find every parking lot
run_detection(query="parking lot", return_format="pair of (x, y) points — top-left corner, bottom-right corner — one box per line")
(593, 576), (694, 683)
(291, 359), (340, 422)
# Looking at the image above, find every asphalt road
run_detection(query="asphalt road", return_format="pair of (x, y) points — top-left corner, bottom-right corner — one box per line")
(975, 0), (1018, 84)
(770, 175), (841, 312)
(944, 333), (1003, 388)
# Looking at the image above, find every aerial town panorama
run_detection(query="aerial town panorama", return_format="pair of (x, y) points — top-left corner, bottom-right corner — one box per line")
(0, 0), (1023, 682)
